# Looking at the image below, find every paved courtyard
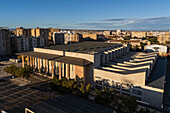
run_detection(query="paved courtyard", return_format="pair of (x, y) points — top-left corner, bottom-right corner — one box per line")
(0, 61), (57, 113)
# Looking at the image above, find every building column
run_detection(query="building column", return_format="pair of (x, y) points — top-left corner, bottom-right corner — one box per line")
(66, 64), (70, 79)
(32, 57), (35, 68)
(40, 59), (43, 70)
(46, 60), (49, 74)
(27, 56), (30, 66)
(38, 58), (41, 72)
(59, 62), (62, 79)
(51, 61), (55, 78)
(35, 58), (37, 69)
(44, 59), (47, 74)
(30, 57), (32, 67)
(22, 55), (25, 68)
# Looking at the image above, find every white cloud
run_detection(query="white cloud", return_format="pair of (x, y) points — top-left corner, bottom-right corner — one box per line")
(43, 16), (170, 30)
(76, 16), (170, 30)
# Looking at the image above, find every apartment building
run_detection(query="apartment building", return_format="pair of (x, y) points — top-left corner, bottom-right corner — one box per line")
(15, 27), (31, 37)
(11, 36), (45, 53)
(31, 27), (49, 46)
(64, 33), (83, 44)
(17, 41), (165, 109)
(82, 33), (98, 40)
(53, 33), (65, 45)
(48, 28), (60, 40)
(0, 28), (11, 58)
(103, 31), (111, 36)
(107, 40), (141, 47)
(14, 27), (49, 46)
(158, 33), (170, 44)
(132, 31), (147, 38)
(52, 32), (83, 45)
(82, 33), (106, 41)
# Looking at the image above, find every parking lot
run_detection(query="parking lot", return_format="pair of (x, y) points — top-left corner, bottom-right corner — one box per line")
(0, 61), (57, 113)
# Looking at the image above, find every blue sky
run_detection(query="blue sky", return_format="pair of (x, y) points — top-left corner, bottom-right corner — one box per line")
(0, 0), (170, 30)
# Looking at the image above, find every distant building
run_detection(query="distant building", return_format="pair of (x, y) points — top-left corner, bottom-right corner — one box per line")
(131, 31), (147, 38)
(0, 28), (11, 58)
(64, 33), (83, 44)
(15, 27), (31, 37)
(53, 33), (65, 45)
(146, 32), (153, 37)
(14, 27), (49, 46)
(158, 33), (170, 44)
(144, 44), (167, 56)
(82, 33), (106, 40)
(165, 44), (170, 55)
(48, 28), (60, 40)
(107, 40), (141, 47)
(31, 27), (49, 46)
(117, 29), (122, 35)
(142, 40), (151, 45)
(82, 33), (98, 40)
(11, 36), (45, 53)
(103, 31), (111, 36)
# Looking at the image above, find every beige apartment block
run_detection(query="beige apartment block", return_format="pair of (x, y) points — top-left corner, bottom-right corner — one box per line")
(15, 27), (31, 37)
(82, 33), (98, 40)
(132, 31), (147, 38)
(158, 33), (170, 44)
(103, 31), (111, 36)
(48, 28), (60, 40)
(107, 40), (141, 47)
(31, 27), (49, 46)
(64, 33), (83, 44)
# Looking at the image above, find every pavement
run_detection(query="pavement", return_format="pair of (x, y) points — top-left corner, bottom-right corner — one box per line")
(27, 94), (115, 113)
(147, 58), (167, 89)
(163, 61), (170, 111)
(0, 61), (57, 113)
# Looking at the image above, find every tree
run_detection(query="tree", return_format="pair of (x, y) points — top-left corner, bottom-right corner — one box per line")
(4, 65), (18, 75)
(4, 65), (32, 78)
(94, 87), (138, 113)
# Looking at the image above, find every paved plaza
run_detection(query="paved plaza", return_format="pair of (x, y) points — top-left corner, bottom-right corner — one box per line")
(0, 61), (57, 113)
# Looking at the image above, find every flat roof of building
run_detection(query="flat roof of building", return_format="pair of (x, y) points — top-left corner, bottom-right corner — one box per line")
(16, 51), (92, 66)
(27, 94), (115, 113)
(44, 41), (121, 54)
(16, 51), (61, 60)
(53, 56), (91, 66)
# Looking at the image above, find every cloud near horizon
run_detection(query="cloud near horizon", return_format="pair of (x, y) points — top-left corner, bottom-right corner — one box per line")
(45, 16), (170, 30)
(77, 16), (170, 30)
